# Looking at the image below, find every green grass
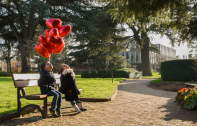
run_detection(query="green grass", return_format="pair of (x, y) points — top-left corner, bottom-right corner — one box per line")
(75, 75), (125, 98)
(151, 79), (186, 84)
(142, 71), (161, 79)
(0, 75), (125, 115)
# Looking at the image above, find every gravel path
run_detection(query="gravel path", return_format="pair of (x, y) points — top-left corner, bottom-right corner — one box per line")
(1, 79), (197, 126)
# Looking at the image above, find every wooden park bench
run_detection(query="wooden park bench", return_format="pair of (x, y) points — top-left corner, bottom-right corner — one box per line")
(12, 73), (61, 119)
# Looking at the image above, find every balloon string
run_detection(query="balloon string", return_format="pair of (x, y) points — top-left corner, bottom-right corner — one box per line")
(49, 54), (51, 63)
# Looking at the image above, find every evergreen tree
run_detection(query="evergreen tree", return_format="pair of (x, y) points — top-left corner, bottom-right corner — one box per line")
(0, 0), (103, 73)
(99, 0), (193, 75)
(69, 7), (128, 70)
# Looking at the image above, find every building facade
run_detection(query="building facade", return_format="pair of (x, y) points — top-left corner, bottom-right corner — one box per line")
(120, 44), (176, 71)
(0, 59), (37, 73)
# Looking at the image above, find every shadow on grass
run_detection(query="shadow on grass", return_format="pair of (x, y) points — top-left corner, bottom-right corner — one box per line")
(0, 109), (17, 116)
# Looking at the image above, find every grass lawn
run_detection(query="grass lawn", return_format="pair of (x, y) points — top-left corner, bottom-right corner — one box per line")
(151, 79), (181, 84)
(141, 71), (161, 79)
(0, 75), (125, 115)
(141, 71), (187, 84)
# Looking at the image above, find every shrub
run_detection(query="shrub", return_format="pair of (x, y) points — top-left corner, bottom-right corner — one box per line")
(97, 69), (102, 78)
(101, 69), (107, 78)
(86, 70), (92, 78)
(161, 60), (196, 81)
(114, 68), (141, 79)
(0, 72), (12, 77)
(91, 69), (97, 78)
(105, 69), (111, 78)
(81, 70), (87, 78)
(113, 69), (129, 78)
(81, 68), (141, 79)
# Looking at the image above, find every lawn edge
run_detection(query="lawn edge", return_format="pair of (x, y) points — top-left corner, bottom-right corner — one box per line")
(0, 79), (126, 122)
(79, 79), (127, 102)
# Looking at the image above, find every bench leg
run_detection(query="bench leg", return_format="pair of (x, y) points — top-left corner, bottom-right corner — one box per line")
(44, 97), (47, 118)
(17, 88), (21, 117)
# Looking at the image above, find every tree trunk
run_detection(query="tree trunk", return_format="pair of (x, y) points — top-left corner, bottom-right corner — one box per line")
(129, 25), (152, 76)
(20, 44), (31, 73)
(141, 32), (152, 76)
(6, 61), (9, 72)
(9, 61), (11, 72)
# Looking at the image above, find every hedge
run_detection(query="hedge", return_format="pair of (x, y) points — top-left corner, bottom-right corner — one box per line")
(0, 72), (12, 77)
(81, 68), (141, 79)
(161, 60), (196, 81)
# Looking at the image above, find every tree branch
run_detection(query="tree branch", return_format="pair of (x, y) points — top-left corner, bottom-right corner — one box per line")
(129, 24), (141, 46)
(7, 19), (23, 44)
(0, 3), (27, 33)
(28, 8), (35, 30)
(13, 1), (26, 25)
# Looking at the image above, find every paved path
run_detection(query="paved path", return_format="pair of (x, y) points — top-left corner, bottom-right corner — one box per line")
(1, 79), (197, 126)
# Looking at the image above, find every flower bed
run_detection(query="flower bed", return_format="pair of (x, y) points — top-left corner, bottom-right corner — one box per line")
(176, 87), (197, 110)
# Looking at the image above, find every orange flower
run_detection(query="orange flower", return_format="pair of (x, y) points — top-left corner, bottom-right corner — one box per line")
(178, 88), (188, 94)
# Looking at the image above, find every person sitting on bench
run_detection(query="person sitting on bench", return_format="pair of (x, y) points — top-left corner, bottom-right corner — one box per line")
(57, 64), (87, 113)
(38, 61), (62, 117)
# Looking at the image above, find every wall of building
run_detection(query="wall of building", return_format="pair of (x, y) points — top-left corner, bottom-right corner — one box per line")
(0, 60), (22, 72)
(120, 44), (176, 71)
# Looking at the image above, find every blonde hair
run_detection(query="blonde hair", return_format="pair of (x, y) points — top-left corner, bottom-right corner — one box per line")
(57, 64), (67, 75)
(57, 64), (67, 79)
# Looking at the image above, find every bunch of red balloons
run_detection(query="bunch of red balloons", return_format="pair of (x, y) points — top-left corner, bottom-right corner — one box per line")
(35, 18), (72, 58)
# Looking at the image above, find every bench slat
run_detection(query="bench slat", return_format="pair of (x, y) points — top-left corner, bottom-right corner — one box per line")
(14, 79), (60, 88)
(13, 74), (61, 88)
(13, 74), (61, 80)
(21, 94), (48, 99)
(15, 80), (36, 87)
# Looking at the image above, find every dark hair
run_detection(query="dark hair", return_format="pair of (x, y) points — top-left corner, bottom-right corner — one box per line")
(40, 61), (48, 70)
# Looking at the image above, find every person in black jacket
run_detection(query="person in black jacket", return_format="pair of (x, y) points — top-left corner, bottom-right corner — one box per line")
(38, 61), (62, 117)
(57, 64), (87, 113)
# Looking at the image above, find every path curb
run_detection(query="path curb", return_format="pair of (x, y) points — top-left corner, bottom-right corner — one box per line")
(0, 79), (126, 122)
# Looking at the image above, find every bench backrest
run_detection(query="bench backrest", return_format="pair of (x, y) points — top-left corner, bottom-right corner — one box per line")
(12, 74), (61, 88)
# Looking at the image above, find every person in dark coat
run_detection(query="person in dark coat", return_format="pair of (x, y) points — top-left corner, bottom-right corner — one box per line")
(58, 64), (87, 113)
(38, 61), (62, 117)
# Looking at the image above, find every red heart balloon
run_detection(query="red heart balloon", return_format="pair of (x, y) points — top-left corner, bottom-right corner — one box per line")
(53, 41), (65, 54)
(49, 28), (59, 38)
(46, 19), (62, 29)
(44, 29), (51, 38)
(35, 43), (52, 58)
(59, 25), (72, 37)
(47, 35), (64, 46)
(38, 35), (47, 44)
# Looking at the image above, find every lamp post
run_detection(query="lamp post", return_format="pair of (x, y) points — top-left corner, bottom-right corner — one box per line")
(126, 45), (130, 68)
(106, 56), (114, 83)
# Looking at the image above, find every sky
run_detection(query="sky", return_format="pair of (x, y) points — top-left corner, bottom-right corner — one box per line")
(151, 34), (188, 59)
